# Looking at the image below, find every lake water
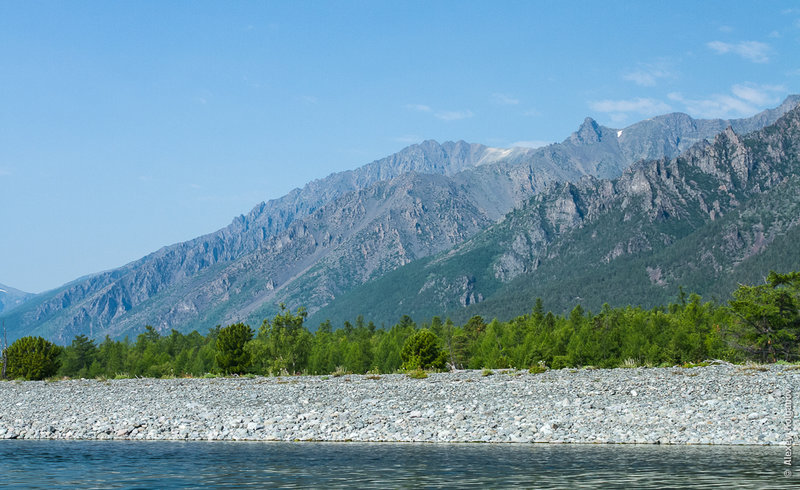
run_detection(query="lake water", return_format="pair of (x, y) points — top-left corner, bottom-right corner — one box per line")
(0, 440), (789, 488)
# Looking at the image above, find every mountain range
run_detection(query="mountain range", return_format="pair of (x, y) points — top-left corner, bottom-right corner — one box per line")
(3, 95), (799, 342)
(0, 284), (33, 317)
(312, 106), (800, 325)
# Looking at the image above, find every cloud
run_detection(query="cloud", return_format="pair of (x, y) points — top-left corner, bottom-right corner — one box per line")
(406, 104), (432, 113)
(491, 93), (520, 105)
(300, 95), (318, 104)
(434, 109), (474, 121)
(622, 72), (659, 87)
(667, 83), (786, 118)
(731, 83), (786, 105)
(668, 92), (753, 117)
(509, 140), (551, 149)
(393, 135), (422, 144)
(406, 103), (473, 121)
(707, 40), (770, 63)
(589, 97), (672, 116)
(622, 60), (676, 87)
(0, 167), (10, 177)
(718, 25), (733, 33)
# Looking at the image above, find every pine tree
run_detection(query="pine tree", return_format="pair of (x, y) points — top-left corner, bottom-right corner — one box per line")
(6, 336), (63, 380)
(215, 323), (254, 374)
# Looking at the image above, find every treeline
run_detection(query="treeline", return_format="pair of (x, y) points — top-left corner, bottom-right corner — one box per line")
(3, 271), (799, 380)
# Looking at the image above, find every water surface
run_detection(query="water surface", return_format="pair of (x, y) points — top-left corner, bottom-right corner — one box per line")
(0, 441), (789, 488)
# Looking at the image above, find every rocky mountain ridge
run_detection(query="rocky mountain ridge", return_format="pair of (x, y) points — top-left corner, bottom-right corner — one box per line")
(0, 283), (33, 315)
(309, 105), (800, 325)
(3, 96), (799, 341)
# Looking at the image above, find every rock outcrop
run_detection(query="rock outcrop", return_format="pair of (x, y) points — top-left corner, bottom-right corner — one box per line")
(310, 105), (800, 325)
(4, 97), (799, 341)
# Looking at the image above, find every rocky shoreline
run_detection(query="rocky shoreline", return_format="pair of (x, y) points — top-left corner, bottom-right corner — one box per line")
(1, 364), (796, 445)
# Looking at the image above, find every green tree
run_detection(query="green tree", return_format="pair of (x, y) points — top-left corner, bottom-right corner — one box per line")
(429, 316), (444, 338)
(96, 335), (126, 376)
(215, 323), (254, 374)
(729, 271), (800, 362)
(257, 304), (312, 374)
(343, 322), (373, 373)
(374, 325), (407, 373)
(7, 336), (63, 380)
(61, 334), (98, 377)
(472, 319), (508, 368)
(532, 298), (545, 323)
(398, 315), (416, 329)
(308, 320), (336, 374)
(463, 315), (486, 340)
(400, 329), (447, 370)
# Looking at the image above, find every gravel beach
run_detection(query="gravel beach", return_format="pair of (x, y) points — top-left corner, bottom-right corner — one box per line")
(1, 364), (797, 445)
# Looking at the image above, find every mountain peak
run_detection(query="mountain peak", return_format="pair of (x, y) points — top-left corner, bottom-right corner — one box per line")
(9, 97), (800, 341)
(417, 139), (442, 148)
(0, 283), (34, 315)
(778, 94), (800, 110)
(570, 117), (603, 144)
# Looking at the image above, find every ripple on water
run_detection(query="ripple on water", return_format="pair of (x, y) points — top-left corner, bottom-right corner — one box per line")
(0, 441), (787, 488)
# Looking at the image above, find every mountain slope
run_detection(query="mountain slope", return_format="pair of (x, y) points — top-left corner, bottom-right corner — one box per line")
(4, 96), (799, 341)
(310, 105), (800, 326)
(0, 283), (33, 315)
(263, 97), (800, 325)
(78, 171), (502, 339)
(3, 143), (527, 341)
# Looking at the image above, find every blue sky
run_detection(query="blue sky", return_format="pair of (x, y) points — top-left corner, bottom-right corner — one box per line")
(1, 1), (799, 293)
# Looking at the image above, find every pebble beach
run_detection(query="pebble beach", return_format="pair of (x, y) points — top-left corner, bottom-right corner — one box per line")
(1, 363), (797, 445)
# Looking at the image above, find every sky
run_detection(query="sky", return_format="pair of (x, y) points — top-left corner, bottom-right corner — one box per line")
(1, 1), (799, 294)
